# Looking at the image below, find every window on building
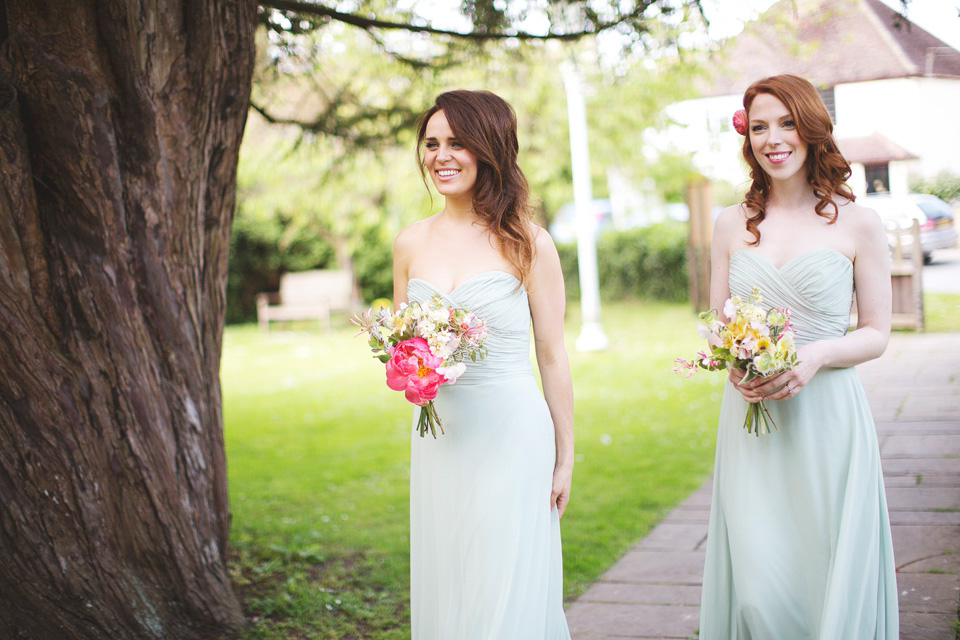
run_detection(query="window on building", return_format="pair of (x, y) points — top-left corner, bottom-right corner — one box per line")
(865, 164), (890, 193)
(818, 87), (836, 124)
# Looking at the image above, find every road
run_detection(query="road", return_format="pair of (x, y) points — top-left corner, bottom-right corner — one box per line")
(923, 247), (960, 294)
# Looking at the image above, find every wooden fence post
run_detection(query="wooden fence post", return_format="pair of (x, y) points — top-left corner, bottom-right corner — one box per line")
(685, 180), (713, 312)
(886, 219), (925, 331)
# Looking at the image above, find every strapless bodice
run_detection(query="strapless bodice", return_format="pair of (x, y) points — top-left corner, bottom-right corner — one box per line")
(407, 271), (533, 383)
(729, 248), (854, 345)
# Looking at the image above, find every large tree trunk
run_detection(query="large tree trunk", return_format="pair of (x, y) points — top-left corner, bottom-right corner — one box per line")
(0, 2), (255, 638)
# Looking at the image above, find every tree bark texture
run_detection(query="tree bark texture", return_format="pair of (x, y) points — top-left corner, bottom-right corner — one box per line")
(0, 1), (256, 638)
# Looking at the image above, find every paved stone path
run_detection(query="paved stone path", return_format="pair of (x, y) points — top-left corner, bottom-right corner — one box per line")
(565, 332), (960, 639)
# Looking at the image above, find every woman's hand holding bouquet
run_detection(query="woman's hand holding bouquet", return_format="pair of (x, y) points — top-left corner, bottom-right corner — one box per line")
(675, 287), (800, 436)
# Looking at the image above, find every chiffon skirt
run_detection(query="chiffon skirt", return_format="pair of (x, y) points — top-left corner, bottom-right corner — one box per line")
(700, 367), (898, 639)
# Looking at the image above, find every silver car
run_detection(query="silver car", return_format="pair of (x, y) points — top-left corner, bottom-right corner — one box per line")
(862, 193), (958, 264)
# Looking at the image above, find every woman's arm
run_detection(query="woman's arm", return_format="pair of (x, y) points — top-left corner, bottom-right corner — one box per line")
(527, 227), (574, 518)
(392, 227), (415, 307)
(709, 207), (756, 392)
(709, 206), (741, 321)
(819, 205), (892, 366)
(739, 206), (891, 402)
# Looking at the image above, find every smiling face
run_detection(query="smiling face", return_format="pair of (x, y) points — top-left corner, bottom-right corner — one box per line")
(747, 93), (808, 184)
(423, 110), (478, 203)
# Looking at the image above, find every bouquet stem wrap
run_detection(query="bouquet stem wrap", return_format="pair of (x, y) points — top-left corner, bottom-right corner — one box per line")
(417, 401), (443, 438)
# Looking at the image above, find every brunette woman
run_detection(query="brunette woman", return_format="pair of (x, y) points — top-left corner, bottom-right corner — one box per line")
(393, 90), (573, 640)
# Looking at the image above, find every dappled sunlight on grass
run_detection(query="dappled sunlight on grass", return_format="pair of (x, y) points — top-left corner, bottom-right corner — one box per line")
(223, 301), (721, 638)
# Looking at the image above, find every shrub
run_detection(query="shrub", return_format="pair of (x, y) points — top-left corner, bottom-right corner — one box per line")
(909, 171), (960, 204)
(226, 207), (336, 324)
(226, 210), (398, 324)
(351, 226), (395, 304)
(557, 222), (689, 303)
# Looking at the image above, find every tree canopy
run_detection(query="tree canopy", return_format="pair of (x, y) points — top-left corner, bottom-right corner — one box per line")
(228, 1), (708, 318)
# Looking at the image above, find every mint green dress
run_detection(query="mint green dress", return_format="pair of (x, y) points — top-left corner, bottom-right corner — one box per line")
(700, 248), (898, 639)
(407, 271), (570, 640)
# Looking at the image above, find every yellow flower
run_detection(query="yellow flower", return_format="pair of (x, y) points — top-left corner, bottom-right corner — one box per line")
(728, 318), (746, 340)
(776, 333), (796, 358)
(384, 314), (409, 336)
(721, 328), (736, 349)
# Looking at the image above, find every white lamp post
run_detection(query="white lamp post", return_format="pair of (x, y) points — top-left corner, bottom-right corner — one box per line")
(561, 61), (608, 352)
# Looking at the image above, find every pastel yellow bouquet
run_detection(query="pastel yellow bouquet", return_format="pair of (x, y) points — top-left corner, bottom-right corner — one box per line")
(675, 287), (800, 436)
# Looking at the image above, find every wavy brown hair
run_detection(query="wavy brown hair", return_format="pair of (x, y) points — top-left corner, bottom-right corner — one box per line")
(741, 74), (855, 245)
(416, 90), (535, 284)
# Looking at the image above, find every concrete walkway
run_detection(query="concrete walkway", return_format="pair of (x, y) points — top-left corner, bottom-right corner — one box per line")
(565, 332), (960, 639)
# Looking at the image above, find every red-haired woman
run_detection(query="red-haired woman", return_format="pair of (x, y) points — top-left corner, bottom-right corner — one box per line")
(393, 90), (573, 639)
(699, 74), (898, 638)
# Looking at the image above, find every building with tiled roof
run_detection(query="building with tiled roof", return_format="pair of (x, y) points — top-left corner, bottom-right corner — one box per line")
(663, 0), (960, 196)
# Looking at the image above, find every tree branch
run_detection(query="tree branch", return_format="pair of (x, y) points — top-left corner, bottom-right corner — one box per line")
(249, 98), (420, 147)
(259, 0), (654, 41)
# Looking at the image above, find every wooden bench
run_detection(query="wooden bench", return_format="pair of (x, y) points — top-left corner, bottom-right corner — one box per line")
(850, 219), (924, 331)
(256, 269), (359, 331)
(888, 219), (924, 330)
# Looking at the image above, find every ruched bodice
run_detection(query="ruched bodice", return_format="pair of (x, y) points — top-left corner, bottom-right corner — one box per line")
(406, 270), (570, 640)
(408, 271), (533, 383)
(729, 248), (853, 344)
(700, 247), (898, 639)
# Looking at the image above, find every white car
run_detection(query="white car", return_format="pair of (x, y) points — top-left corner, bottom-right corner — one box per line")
(862, 193), (958, 264)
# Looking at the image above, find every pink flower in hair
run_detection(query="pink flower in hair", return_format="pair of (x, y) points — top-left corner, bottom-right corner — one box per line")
(732, 109), (748, 136)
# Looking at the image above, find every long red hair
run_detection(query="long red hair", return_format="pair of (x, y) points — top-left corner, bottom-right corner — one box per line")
(741, 74), (854, 245)
(416, 90), (535, 284)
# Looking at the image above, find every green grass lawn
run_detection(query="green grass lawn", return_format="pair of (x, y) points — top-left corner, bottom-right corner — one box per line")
(222, 293), (960, 639)
(924, 293), (960, 332)
(222, 300), (722, 639)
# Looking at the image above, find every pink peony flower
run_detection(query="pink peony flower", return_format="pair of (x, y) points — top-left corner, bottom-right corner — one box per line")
(732, 109), (748, 136)
(385, 337), (444, 406)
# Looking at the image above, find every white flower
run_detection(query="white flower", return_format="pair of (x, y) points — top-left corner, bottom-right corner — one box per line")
(723, 298), (737, 319)
(428, 338), (455, 360)
(436, 362), (466, 383)
(753, 351), (778, 375)
(444, 331), (459, 350)
(417, 320), (437, 337)
(748, 319), (770, 336)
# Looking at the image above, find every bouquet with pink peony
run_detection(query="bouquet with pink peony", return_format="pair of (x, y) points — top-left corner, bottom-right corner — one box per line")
(674, 287), (800, 436)
(352, 293), (488, 437)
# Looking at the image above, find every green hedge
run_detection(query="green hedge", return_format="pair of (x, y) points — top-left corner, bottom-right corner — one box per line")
(557, 222), (689, 302)
(909, 171), (960, 204)
(226, 209), (337, 324)
(351, 226), (394, 304)
(226, 211), (395, 324)
(227, 218), (690, 323)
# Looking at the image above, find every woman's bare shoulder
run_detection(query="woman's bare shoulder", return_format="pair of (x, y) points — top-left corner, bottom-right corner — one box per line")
(712, 203), (753, 244)
(838, 197), (883, 231)
(714, 203), (751, 227)
(528, 221), (556, 250)
(394, 216), (434, 250)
